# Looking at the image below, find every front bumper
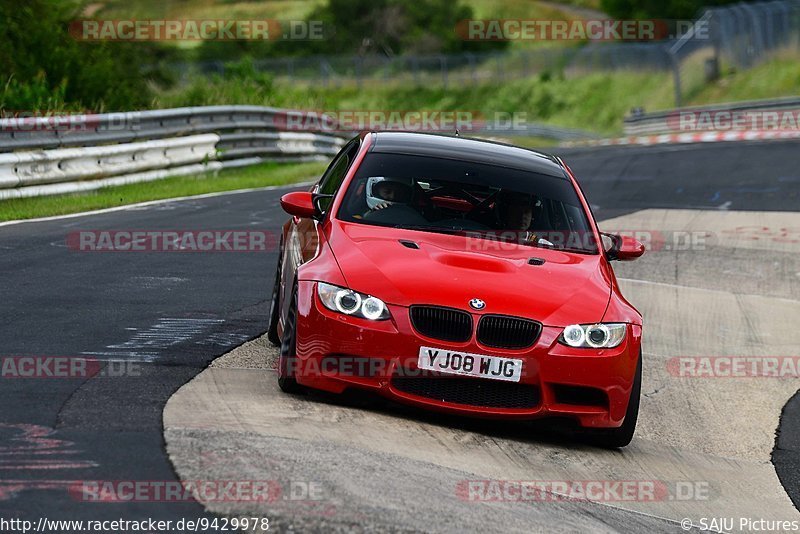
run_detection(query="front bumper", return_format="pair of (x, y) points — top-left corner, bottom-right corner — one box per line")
(292, 281), (642, 429)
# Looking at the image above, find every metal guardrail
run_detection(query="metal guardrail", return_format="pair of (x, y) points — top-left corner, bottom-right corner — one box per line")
(0, 134), (220, 189)
(623, 96), (800, 135)
(0, 106), (347, 200)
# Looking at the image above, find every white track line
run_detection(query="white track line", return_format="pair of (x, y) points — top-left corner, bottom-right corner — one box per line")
(0, 181), (313, 228)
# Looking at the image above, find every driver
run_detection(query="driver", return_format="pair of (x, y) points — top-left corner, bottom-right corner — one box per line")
(365, 177), (413, 211)
(496, 190), (534, 230)
(497, 191), (533, 231)
(495, 190), (553, 246)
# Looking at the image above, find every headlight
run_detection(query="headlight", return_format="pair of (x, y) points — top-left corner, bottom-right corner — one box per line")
(317, 282), (391, 320)
(559, 323), (627, 348)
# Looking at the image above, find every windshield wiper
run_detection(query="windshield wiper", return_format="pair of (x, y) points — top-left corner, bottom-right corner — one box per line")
(481, 235), (596, 254)
(549, 245), (596, 255)
(392, 224), (469, 236)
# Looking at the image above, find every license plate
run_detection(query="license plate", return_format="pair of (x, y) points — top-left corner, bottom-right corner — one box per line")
(417, 346), (523, 383)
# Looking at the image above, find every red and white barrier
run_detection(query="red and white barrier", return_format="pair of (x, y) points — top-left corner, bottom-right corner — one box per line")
(563, 129), (800, 148)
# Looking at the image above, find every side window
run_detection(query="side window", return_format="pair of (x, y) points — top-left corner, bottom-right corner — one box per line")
(317, 138), (360, 213)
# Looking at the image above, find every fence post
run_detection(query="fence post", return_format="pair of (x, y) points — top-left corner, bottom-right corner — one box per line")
(780, 2), (792, 47)
(355, 56), (363, 89)
(467, 53), (477, 85)
(740, 3), (766, 58)
(521, 51), (529, 78)
(320, 59), (328, 88)
(666, 47), (682, 107)
(707, 9), (722, 75)
(495, 54), (504, 81)
(411, 56), (420, 86)
(730, 5), (753, 67)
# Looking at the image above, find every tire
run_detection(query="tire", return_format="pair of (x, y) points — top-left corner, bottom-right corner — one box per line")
(266, 250), (283, 347)
(588, 353), (642, 448)
(277, 285), (303, 394)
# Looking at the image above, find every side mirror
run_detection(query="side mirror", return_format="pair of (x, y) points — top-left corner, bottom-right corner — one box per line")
(601, 232), (645, 261)
(280, 192), (318, 219)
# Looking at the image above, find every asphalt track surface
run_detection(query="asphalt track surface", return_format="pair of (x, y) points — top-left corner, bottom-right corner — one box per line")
(1, 140), (798, 532)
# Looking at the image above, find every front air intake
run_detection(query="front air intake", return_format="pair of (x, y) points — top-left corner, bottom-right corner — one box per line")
(409, 305), (472, 342)
(477, 314), (542, 349)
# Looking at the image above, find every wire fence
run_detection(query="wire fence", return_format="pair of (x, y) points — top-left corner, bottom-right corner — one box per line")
(665, 1), (800, 106)
(176, 1), (800, 107)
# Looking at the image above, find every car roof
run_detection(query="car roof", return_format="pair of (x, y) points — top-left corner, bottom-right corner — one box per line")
(369, 131), (566, 179)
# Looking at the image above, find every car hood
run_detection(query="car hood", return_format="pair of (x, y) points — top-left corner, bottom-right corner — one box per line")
(326, 221), (612, 327)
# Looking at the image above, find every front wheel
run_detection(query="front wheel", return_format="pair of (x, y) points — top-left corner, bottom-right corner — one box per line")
(277, 286), (303, 394)
(588, 353), (641, 448)
(266, 251), (283, 347)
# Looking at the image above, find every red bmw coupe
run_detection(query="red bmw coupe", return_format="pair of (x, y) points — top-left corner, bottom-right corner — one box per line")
(268, 131), (645, 447)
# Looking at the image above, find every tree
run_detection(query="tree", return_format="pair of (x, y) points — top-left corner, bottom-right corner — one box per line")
(0, 0), (170, 111)
(196, 0), (508, 60)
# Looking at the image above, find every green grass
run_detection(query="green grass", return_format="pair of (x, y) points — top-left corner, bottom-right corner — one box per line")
(689, 52), (800, 106)
(157, 70), (675, 135)
(0, 161), (326, 222)
(156, 50), (800, 135)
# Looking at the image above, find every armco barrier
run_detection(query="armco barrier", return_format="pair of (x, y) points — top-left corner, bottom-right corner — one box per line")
(623, 97), (800, 135)
(0, 134), (220, 189)
(0, 106), (348, 199)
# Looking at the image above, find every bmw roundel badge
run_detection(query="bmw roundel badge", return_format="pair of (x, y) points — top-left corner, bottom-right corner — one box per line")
(469, 298), (486, 310)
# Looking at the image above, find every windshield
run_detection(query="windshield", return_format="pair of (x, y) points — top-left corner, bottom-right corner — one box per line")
(336, 152), (599, 254)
